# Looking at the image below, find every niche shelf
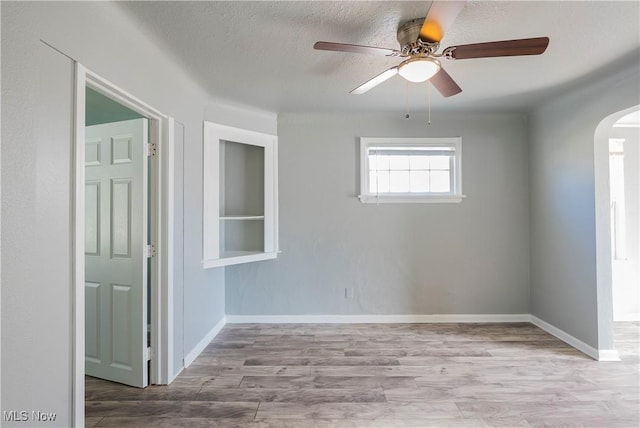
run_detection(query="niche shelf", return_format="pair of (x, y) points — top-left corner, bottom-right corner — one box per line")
(202, 121), (278, 268)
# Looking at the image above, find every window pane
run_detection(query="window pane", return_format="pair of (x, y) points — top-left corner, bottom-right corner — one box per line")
(409, 155), (429, 170)
(389, 155), (410, 170)
(368, 155), (378, 171)
(430, 171), (451, 192)
(429, 155), (451, 170)
(389, 170), (410, 192)
(370, 170), (390, 193)
(369, 171), (378, 193)
(409, 170), (429, 192)
(609, 138), (624, 153)
(369, 154), (388, 171)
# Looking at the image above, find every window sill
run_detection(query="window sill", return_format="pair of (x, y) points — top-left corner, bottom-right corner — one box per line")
(358, 194), (466, 204)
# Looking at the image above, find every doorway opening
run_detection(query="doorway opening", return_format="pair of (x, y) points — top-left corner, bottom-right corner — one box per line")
(608, 110), (640, 323)
(594, 105), (640, 360)
(84, 88), (151, 388)
(73, 64), (175, 425)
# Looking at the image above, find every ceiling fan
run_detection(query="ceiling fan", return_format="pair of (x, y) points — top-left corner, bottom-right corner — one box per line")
(314, 1), (549, 97)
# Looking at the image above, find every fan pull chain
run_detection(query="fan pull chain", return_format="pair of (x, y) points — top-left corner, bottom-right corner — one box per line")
(427, 81), (432, 126)
(405, 80), (410, 120)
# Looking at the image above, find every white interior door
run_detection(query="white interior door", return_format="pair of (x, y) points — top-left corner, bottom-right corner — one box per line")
(85, 118), (149, 388)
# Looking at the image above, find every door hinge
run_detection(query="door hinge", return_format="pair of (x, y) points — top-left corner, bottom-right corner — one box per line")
(144, 244), (156, 258)
(145, 346), (152, 361)
(146, 142), (157, 157)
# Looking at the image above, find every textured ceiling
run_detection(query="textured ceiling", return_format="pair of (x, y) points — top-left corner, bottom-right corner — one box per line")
(119, 1), (640, 114)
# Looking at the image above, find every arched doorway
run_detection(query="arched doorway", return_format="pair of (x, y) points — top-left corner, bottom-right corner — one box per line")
(594, 105), (639, 358)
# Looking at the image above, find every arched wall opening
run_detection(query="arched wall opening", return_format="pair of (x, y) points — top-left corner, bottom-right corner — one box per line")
(594, 105), (639, 354)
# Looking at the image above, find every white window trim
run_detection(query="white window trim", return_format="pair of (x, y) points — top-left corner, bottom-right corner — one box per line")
(358, 137), (465, 204)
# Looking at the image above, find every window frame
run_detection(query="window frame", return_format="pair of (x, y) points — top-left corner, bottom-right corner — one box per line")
(359, 137), (464, 204)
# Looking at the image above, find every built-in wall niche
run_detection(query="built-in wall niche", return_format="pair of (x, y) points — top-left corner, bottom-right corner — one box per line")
(202, 121), (278, 268)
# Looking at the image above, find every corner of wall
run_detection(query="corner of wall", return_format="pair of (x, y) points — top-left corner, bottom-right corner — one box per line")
(527, 59), (640, 352)
(204, 101), (278, 135)
(183, 316), (226, 368)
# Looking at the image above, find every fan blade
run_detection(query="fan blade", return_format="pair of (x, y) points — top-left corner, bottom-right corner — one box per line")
(419, 1), (466, 43)
(430, 68), (462, 97)
(351, 67), (399, 95)
(445, 37), (550, 59)
(314, 41), (399, 57)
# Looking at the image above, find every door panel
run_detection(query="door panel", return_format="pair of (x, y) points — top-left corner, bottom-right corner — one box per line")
(85, 118), (148, 388)
(111, 284), (133, 369)
(111, 178), (132, 258)
(85, 181), (101, 256)
(84, 282), (101, 363)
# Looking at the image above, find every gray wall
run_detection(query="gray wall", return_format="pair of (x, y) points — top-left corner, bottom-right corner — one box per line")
(205, 103), (278, 136)
(226, 112), (531, 316)
(528, 60), (640, 349)
(0, 2), (271, 424)
(2, 32), (75, 428)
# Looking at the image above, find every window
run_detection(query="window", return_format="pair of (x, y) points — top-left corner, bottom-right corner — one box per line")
(359, 137), (463, 203)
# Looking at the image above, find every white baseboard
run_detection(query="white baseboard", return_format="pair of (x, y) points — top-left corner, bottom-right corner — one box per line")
(168, 366), (183, 384)
(181, 314), (622, 363)
(183, 316), (226, 367)
(530, 315), (620, 361)
(225, 313), (531, 324)
(597, 349), (621, 362)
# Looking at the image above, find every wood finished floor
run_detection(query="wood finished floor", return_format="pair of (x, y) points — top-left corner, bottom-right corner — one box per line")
(86, 322), (640, 427)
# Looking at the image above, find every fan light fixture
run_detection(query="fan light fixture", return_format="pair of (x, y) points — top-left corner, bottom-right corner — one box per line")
(398, 57), (441, 83)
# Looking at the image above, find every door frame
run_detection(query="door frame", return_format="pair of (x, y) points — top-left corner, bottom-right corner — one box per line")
(73, 64), (175, 425)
